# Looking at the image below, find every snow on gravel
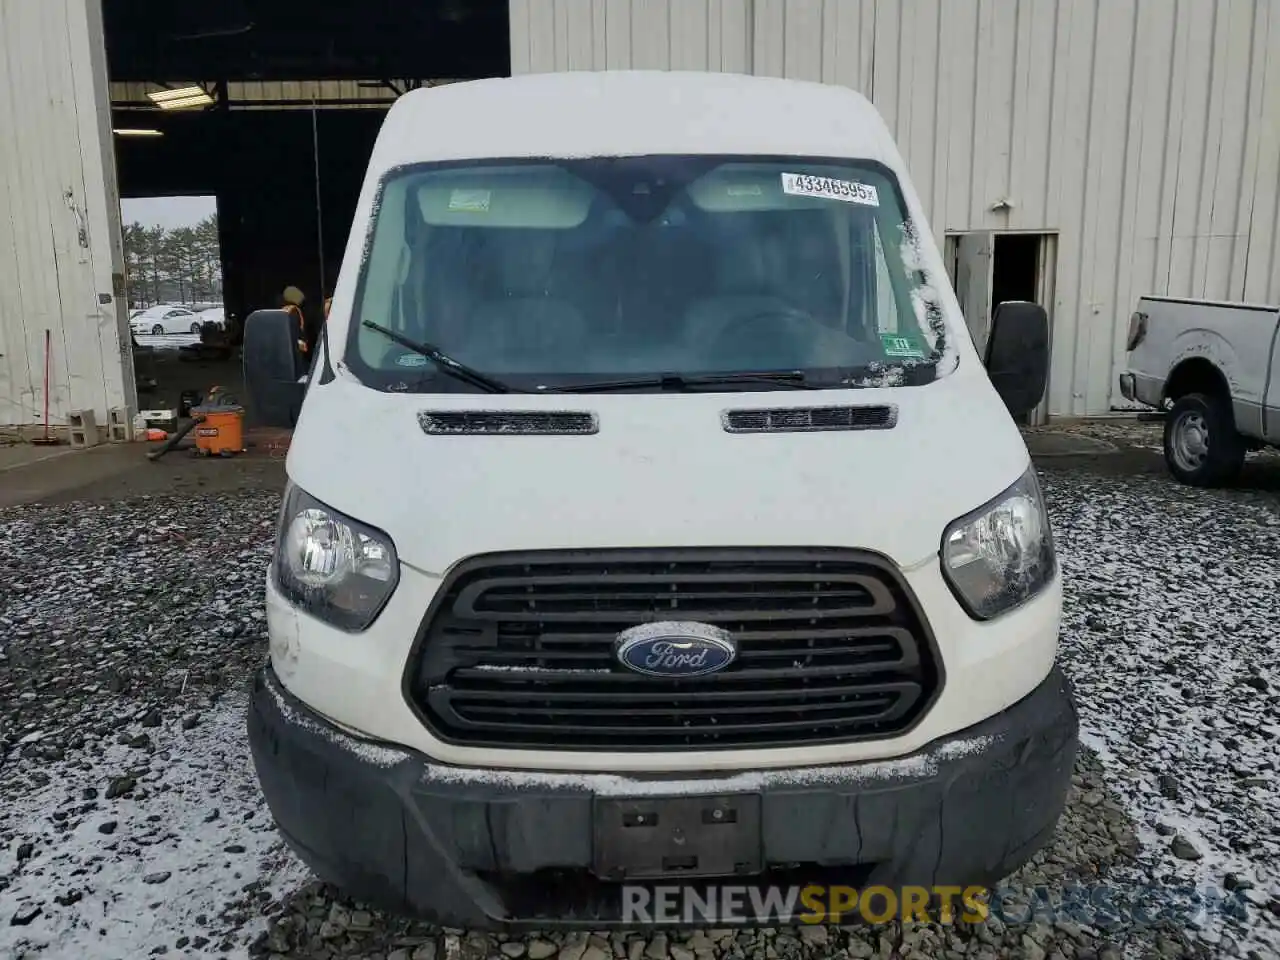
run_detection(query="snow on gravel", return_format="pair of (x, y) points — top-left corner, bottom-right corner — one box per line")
(134, 333), (202, 351)
(0, 694), (306, 957)
(1, 455), (1277, 959)
(0, 491), (302, 958)
(1041, 466), (1280, 957)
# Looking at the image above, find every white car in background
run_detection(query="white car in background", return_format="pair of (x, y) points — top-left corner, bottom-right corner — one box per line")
(196, 306), (226, 330)
(130, 305), (202, 336)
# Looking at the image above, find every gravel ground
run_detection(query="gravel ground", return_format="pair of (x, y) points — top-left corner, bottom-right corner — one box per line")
(2, 456), (1277, 959)
(1025, 418), (1280, 464)
(1038, 466), (1280, 957)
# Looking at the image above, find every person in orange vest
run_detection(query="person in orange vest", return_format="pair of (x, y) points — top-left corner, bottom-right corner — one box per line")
(281, 286), (309, 355)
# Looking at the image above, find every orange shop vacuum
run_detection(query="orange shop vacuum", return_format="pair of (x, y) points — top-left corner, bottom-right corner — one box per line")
(147, 388), (246, 461)
(192, 392), (246, 457)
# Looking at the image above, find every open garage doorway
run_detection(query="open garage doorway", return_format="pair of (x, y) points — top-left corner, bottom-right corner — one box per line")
(120, 194), (224, 324)
(120, 192), (228, 407)
(102, 0), (511, 421)
(946, 230), (1058, 426)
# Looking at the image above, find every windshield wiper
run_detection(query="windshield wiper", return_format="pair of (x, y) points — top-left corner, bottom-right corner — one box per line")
(548, 371), (823, 393)
(361, 321), (515, 394)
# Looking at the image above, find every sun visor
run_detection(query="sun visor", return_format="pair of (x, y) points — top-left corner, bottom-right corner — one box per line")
(416, 166), (593, 228)
(688, 166), (881, 213)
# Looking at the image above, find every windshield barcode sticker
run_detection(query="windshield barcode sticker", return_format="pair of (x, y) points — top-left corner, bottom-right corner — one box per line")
(781, 173), (879, 207)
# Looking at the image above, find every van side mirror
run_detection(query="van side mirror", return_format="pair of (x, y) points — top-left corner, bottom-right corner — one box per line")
(242, 309), (306, 429)
(984, 301), (1050, 419)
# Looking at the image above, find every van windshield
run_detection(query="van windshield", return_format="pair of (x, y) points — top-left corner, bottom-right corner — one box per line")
(347, 155), (947, 392)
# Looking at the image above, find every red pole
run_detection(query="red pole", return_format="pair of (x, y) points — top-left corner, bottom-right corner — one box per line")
(42, 329), (51, 441)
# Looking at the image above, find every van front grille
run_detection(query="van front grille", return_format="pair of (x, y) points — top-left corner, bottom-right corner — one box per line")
(405, 548), (941, 751)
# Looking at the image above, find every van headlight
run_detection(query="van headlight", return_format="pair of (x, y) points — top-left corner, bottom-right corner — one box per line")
(274, 485), (399, 631)
(940, 467), (1056, 620)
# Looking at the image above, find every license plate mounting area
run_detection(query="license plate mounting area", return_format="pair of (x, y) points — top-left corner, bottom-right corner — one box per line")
(592, 794), (763, 881)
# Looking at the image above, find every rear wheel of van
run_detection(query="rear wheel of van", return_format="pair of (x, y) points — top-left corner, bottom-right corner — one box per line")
(1163, 393), (1245, 487)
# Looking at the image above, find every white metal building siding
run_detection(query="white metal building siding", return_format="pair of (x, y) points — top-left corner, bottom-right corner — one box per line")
(510, 0), (1280, 418)
(0, 0), (133, 431)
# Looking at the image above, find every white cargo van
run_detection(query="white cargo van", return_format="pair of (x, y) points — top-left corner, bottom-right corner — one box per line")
(243, 71), (1076, 927)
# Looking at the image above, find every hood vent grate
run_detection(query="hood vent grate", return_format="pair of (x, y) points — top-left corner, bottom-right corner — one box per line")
(722, 405), (897, 434)
(418, 410), (599, 436)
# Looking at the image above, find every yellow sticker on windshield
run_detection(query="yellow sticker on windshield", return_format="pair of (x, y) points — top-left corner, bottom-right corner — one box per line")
(448, 189), (491, 212)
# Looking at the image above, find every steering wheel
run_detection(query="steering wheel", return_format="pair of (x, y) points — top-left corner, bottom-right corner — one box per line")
(709, 305), (817, 355)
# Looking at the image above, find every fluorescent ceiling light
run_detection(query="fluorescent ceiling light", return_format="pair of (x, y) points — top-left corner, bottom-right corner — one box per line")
(154, 93), (213, 110)
(148, 86), (213, 109)
(114, 128), (163, 137)
(148, 85), (208, 103)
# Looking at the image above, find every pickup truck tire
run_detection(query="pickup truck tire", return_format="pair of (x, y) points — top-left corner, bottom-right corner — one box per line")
(1163, 393), (1245, 487)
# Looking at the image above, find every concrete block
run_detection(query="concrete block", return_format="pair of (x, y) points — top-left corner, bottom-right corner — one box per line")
(107, 407), (131, 442)
(67, 409), (100, 448)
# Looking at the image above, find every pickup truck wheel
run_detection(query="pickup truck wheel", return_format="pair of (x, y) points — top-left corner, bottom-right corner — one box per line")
(1163, 393), (1245, 487)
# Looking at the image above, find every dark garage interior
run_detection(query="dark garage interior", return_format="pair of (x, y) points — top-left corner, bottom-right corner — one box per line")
(105, 0), (511, 341)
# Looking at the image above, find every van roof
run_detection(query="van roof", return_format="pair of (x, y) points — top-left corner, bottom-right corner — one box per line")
(370, 71), (897, 171)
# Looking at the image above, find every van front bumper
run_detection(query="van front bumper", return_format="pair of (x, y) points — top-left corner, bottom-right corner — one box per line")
(248, 665), (1077, 929)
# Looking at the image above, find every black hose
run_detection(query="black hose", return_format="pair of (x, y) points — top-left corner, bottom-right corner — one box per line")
(147, 416), (203, 461)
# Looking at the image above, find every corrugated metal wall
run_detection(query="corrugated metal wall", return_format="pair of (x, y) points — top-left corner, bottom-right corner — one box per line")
(0, 0), (133, 431)
(510, 0), (1280, 417)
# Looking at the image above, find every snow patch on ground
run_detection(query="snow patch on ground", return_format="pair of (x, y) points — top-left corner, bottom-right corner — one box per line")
(0, 693), (307, 959)
(133, 333), (201, 352)
(0, 490), (303, 959)
(1043, 467), (1280, 955)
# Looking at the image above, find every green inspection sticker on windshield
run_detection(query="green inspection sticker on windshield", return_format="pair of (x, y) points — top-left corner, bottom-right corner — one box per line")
(880, 333), (928, 358)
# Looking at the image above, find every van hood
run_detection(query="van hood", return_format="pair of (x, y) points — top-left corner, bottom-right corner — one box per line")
(286, 368), (1030, 573)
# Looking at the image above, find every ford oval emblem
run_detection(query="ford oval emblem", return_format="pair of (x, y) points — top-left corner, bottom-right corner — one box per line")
(615, 622), (737, 678)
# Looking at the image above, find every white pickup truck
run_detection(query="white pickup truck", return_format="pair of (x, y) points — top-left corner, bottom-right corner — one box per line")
(1120, 296), (1280, 486)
